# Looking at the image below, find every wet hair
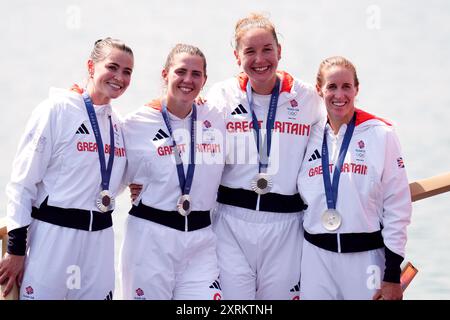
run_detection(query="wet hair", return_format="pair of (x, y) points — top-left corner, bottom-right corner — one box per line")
(90, 37), (133, 63)
(164, 43), (207, 76)
(234, 13), (279, 50)
(316, 56), (360, 89)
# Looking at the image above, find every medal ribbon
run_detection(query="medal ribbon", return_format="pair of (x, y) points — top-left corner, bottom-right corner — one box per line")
(161, 103), (197, 196)
(245, 78), (281, 173)
(82, 93), (115, 192)
(321, 113), (356, 209)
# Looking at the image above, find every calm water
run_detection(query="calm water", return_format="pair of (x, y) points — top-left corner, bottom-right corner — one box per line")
(1, 0), (450, 299)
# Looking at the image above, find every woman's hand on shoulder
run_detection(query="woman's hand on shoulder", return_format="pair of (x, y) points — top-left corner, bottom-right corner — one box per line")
(195, 96), (207, 105)
(129, 183), (143, 202)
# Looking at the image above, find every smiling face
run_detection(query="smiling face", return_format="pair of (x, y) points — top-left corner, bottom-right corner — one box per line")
(234, 27), (281, 94)
(317, 65), (359, 132)
(87, 48), (134, 105)
(162, 52), (207, 108)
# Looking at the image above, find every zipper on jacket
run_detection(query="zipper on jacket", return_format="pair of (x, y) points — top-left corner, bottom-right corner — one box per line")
(89, 211), (93, 231)
(256, 194), (261, 211)
(337, 233), (341, 253)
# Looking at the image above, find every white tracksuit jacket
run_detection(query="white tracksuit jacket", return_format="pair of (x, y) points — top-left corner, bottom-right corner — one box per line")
(120, 100), (225, 300)
(207, 71), (325, 195)
(123, 100), (225, 212)
(6, 87), (127, 300)
(6, 87), (127, 232)
(298, 108), (412, 258)
(206, 71), (325, 300)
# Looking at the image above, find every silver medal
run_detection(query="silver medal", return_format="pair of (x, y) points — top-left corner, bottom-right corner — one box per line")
(251, 173), (273, 195)
(177, 194), (191, 216)
(96, 190), (115, 213)
(321, 209), (342, 231)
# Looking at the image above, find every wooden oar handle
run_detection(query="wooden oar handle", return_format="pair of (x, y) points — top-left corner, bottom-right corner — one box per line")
(410, 172), (450, 202)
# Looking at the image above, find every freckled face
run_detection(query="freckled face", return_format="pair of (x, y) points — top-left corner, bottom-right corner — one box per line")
(235, 28), (281, 92)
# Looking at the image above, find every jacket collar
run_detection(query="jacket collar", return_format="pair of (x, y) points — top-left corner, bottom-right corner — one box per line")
(355, 108), (392, 127)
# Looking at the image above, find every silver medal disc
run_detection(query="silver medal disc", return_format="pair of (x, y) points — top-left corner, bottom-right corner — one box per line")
(321, 209), (342, 231)
(177, 194), (191, 216)
(251, 173), (273, 195)
(96, 190), (115, 213)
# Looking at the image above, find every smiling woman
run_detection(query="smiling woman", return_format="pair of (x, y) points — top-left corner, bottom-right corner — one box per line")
(0, 37), (134, 300)
(206, 12), (325, 300)
(297, 56), (412, 300)
(161, 45), (207, 118)
(316, 57), (359, 134)
(119, 43), (226, 300)
(233, 15), (281, 95)
(87, 38), (134, 104)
